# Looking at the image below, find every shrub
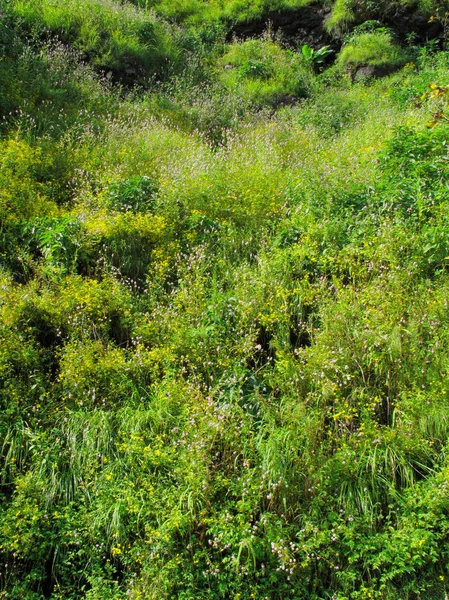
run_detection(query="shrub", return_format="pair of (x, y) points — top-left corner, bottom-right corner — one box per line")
(0, 139), (59, 225)
(129, 0), (314, 26)
(84, 211), (168, 282)
(7, 0), (183, 83)
(23, 216), (84, 274)
(0, 16), (119, 137)
(4, 4), (449, 599)
(326, 0), (391, 33)
(105, 176), (159, 213)
(337, 31), (411, 73)
(217, 38), (313, 107)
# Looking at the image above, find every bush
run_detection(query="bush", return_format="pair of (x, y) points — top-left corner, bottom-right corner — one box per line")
(217, 38), (313, 107)
(129, 0), (314, 26)
(0, 139), (59, 225)
(4, 4), (449, 599)
(326, 0), (391, 33)
(83, 210), (169, 282)
(337, 31), (411, 73)
(105, 176), (159, 213)
(0, 18), (119, 137)
(7, 0), (183, 83)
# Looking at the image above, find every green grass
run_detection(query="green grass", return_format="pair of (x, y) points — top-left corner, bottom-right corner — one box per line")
(3, 1), (449, 598)
(7, 0), (184, 83)
(217, 37), (314, 107)
(337, 31), (412, 72)
(129, 0), (314, 25)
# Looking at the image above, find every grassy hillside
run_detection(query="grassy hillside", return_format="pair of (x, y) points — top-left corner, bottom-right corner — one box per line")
(2, 0), (449, 598)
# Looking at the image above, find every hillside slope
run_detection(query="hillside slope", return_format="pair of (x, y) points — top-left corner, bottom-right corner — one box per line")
(2, 1), (449, 599)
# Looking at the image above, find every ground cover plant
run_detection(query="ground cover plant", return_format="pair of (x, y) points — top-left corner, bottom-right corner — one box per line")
(4, 0), (449, 598)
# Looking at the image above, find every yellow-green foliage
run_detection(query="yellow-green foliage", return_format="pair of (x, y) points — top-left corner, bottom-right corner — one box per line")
(130, 0), (313, 25)
(326, 0), (391, 32)
(3, 1), (449, 599)
(218, 38), (313, 106)
(337, 31), (410, 70)
(0, 140), (59, 224)
(326, 0), (357, 32)
(8, 0), (182, 79)
(213, 0), (313, 22)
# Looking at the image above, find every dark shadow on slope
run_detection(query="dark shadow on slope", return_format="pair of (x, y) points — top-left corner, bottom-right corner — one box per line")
(230, 3), (333, 48)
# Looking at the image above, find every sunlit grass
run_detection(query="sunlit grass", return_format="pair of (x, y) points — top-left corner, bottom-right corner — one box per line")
(3, 2), (449, 596)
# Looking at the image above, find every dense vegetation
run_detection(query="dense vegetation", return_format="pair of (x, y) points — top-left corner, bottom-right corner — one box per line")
(2, 0), (449, 598)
